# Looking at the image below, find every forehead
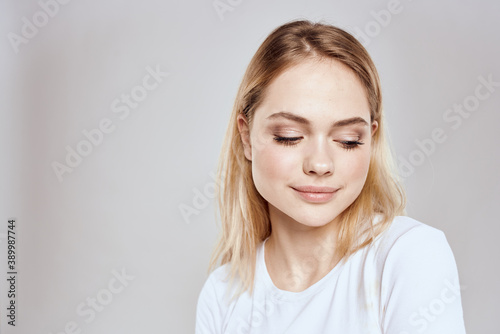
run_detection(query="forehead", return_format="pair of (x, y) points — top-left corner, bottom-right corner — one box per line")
(255, 58), (370, 123)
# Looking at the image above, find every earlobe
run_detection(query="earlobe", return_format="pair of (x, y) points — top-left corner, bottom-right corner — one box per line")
(237, 114), (252, 161)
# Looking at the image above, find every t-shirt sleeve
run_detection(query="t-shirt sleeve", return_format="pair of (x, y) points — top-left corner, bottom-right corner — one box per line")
(195, 274), (222, 334)
(379, 225), (466, 334)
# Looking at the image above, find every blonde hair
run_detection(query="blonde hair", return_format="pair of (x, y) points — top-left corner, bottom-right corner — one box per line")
(208, 19), (406, 301)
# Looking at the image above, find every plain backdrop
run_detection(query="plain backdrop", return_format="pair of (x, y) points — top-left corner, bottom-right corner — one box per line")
(1, 0), (499, 333)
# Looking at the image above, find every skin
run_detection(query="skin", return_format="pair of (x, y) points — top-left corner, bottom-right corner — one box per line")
(237, 57), (378, 292)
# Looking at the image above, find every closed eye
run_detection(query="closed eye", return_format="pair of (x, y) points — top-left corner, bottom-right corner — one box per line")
(273, 136), (364, 151)
(273, 136), (302, 146)
(338, 140), (364, 151)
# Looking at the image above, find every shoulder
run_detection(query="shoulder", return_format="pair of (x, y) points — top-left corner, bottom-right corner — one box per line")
(372, 216), (466, 333)
(195, 264), (232, 334)
(374, 215), (457, 284)
(197, 263), (232, 307)
(369, 215), (450, 266)
(376, 215), (445, 250)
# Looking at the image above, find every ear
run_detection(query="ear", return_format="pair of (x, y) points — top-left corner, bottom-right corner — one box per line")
(371, 120), (378, 137)
(237, 114), (252, 161)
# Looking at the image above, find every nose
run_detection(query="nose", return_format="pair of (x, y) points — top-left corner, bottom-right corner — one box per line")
(303, 138), (334, 176)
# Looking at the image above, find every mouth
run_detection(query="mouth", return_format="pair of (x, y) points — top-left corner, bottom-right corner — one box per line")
(291, 186), (339, 203)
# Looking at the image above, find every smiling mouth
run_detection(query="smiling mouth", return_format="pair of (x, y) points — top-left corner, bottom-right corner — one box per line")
(291, 186), (339, 203)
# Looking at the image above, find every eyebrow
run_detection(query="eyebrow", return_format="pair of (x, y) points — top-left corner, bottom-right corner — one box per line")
(266, 111), (369, 127)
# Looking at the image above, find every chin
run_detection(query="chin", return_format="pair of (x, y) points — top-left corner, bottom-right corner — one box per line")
(297, 214), (340, 228)
(278, 207), (342, 229)
(266, 191), (354, 229)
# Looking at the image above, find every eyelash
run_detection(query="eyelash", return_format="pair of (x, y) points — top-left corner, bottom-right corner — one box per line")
(273, 136), (364, 151)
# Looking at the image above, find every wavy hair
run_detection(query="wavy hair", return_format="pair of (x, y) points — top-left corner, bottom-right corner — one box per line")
(208, 19), (406, 301)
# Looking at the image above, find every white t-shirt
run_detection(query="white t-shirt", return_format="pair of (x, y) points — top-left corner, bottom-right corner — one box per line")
(196, 216), (466, 334)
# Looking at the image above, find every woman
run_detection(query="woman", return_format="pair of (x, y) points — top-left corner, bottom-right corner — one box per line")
(196, 19), (466, 334)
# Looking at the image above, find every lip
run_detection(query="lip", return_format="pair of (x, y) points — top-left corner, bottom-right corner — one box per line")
(291, 185), (339, 203)
(292, 185), (338, 193)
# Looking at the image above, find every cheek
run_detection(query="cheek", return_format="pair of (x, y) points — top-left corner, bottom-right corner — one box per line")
(337, 148), (372, 185)
(251, 143), (298, 189)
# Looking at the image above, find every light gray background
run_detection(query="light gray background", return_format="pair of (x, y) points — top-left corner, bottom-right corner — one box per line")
(0, 0), (499, 333)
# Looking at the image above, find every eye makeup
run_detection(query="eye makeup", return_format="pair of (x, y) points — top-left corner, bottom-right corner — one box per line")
(273, 136), (302, 146)
(272, 135), (365, 150)
(267, 117), (369, 150)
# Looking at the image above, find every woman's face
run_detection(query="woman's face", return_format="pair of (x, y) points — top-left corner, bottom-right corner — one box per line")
(237, 57), (378, 228)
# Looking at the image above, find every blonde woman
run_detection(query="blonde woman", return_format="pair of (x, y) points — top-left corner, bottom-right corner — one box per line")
(196, 20), (466, 334)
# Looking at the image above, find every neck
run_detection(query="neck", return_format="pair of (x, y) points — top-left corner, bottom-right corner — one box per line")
(264, 206), (341, 292)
